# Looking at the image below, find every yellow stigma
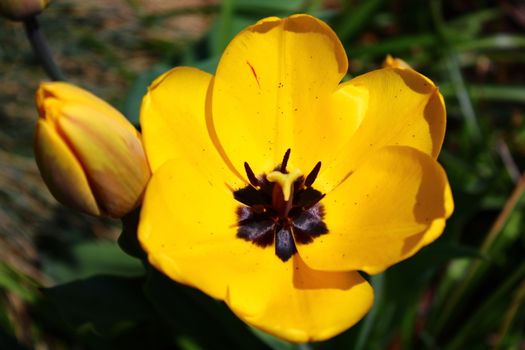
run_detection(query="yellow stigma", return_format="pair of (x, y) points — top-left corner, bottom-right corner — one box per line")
(267, 168), (302, 201)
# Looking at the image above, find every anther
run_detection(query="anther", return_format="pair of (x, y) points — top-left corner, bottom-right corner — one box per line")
(244, 162), (260, 187)
(304, 161), (322, 187)
(280, 148), (291, 173)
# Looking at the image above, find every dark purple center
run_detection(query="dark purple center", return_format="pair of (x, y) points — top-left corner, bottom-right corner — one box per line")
(233, 149), (328, 262)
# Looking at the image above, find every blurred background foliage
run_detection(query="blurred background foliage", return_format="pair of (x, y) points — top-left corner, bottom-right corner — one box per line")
(1, 0), (525, 349)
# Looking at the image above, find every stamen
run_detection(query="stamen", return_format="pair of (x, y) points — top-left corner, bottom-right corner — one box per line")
(280, 148), (291, 172)
(244, 162), (260, 187)
(234, 150), (328, 262)
(304, 193), (325, 210)
(275, 227), (296, 262)
(304, 161), (322, 187)
(267, 168), (302, 201)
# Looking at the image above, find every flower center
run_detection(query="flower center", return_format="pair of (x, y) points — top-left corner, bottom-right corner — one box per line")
(233, 149), (328, 262)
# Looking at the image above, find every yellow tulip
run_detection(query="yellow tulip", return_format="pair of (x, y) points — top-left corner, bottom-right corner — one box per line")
(0, 0), (49, 21)
(35, 82), (151, 218)
(138, 15), (453, 342)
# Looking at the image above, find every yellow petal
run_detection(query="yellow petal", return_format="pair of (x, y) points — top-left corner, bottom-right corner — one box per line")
(140, 66), (242, 183)
(210, 14), (349, 176)
(382, 54), (412, 69)
(319, 67), (446, 191)
(34, 119), (100, 216)
(299, 146), (454, 275)
(138, 158), (244, 300)
(228, 254), (373, 343)
(56, 105), (150, 218)
(139, 159), (373, 342)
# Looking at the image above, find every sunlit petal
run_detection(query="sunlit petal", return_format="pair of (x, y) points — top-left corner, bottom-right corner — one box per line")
(319, 68), (446, 191)
(139, 159), (373, 342)
(141, 66), (241, 184)
(299, 146), (453, 274)
(210, 14), (351, 177)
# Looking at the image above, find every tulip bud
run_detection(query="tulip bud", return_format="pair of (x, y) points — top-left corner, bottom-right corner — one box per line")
(0, 0), (49, 21)
(382, 54), (412, 70)
(35, 82), (151, 218)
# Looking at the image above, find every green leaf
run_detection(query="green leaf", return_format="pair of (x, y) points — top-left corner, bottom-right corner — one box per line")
(192, 56), (220, 74)
(42, 240), (144, 284)
(143, 267), (269, 350)
(375, 240), (481, 345)
(386, 240), (481, 301)
(349, 33), (437, 58)
(235, 0), (304, 13)
(118, 208), (146, 260)
(250, 328), (299, 350)
(354, 274), (385, 350)
(335, 0), (386, 42)
(447, 262), (525, 349)
(40, 275), (153, 337)
(122, 65), (171, 126)
(208, 15), (254, 57)
(455, 35), (525, 52)
(447, 8), (503, 39)
(0, 262), (39, 302)
(216, 0), (236, 54)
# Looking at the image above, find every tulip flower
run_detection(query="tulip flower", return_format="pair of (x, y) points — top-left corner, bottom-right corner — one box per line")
(0, 0), (49, 21)
(138, 15), (453, 342)
(35, 82), (151, 218)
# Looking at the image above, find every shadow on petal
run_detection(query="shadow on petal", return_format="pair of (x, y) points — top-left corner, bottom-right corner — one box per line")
(293, 254), (365, 291)
(395, 67), (436, 94)
(250, 19), (280, 33)
(402, 148), (452, 256)
(414, 152), (450, 225)
(396, 67), (446, 157)
(401, 230), (426, 255)
(424, 91), (447, 157)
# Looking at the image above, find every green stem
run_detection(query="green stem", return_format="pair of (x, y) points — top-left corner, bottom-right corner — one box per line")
(493, 277), (525, 349)
(433, 171), (525, 335)
(217, 0), (235, 55)
(354, 274), (384, 350)
(447, 262), (525, 350)
(23, 16), (65, 81)
(430, 0), (482, 142)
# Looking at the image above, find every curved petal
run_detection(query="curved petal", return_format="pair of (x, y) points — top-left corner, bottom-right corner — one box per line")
(140, 66), (241, 183)
(34, 119), (100, 216)
(139, 158), (247, 300)
(57, 104), (150, 217)
(210, 14), (350, 176)
(299, 146), (453, 275)
(228, 254), (373, 343)
(382, 55), (412, 69)
(319, 67), (446, 191)
(139, 159), (373, 342)
(37, 82), (138, 137)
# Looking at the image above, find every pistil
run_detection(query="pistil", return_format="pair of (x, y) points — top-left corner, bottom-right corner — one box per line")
(267, 168), (302, 201)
